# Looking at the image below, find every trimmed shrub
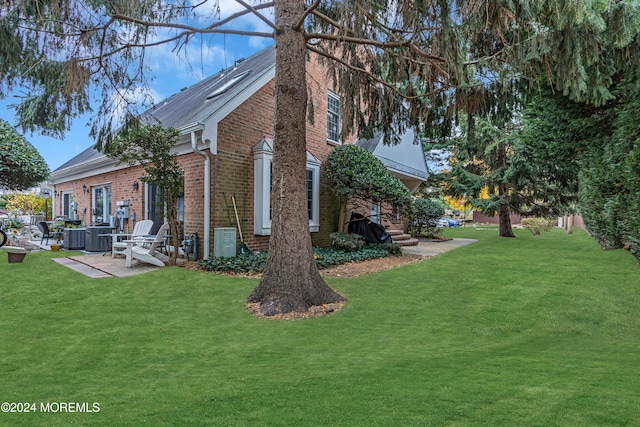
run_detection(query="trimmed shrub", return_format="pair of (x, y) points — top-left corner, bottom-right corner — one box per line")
(325, 144), (414, 217)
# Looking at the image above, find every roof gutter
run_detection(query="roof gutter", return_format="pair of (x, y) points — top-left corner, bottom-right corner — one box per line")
(190, 130), (211, 259)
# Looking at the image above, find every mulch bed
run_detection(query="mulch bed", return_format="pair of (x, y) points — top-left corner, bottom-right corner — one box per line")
(187, 253), (429, 319)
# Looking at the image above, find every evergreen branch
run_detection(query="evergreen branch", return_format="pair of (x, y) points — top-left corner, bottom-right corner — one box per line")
(295, 0), (321, 31)
(108, 2), (275, 37)
(305, 31), (447, 64)
(306, 44), (426, 101)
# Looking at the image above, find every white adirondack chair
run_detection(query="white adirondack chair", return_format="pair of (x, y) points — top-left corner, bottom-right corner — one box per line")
(112, 219), (154, 258)
(125, 222), (169, 268)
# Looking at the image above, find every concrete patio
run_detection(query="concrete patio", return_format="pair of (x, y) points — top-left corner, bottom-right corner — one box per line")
(13, 236), (185, 278)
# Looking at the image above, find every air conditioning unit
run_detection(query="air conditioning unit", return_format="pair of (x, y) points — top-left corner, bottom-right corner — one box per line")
(214, 227), (236, 258)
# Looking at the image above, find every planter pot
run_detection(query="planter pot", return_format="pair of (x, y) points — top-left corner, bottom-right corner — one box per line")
(50, 244), (62, 252)
(6, 250), (27, 263)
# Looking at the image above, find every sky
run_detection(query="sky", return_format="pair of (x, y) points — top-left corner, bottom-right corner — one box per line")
(0, 1), (274, 172)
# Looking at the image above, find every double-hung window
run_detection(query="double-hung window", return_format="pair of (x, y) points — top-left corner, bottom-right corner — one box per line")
(253, 137), (320, 236)
(327, 91), (341, 144)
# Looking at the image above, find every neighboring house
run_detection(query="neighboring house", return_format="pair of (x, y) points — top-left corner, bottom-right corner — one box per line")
(50, 46), (429, 259)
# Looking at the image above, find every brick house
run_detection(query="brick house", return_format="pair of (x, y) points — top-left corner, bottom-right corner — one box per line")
(50, 46), (429, 259)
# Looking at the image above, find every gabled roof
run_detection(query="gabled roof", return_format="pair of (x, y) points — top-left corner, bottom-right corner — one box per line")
(356, 128), (429, 182)
(52, 45), (276, 178)
(140, 45), (275, 129)
(54, 145), (106, 172)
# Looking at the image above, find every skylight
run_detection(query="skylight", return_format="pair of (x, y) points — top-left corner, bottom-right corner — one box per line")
(206, 70), (253, 100)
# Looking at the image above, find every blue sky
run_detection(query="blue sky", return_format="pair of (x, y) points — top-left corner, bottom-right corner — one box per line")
(1, 3), (274, 172)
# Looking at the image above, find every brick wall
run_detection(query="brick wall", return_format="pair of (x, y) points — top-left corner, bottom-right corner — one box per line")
(53, 152), (208, 249)
(53, 52), (365, 258)
(211, 53), (357, 253)
(52, 165), (147, 230)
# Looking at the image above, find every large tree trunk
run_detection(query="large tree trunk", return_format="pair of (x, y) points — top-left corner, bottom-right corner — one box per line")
(498, 183), (515, 238)
(495, 141), (515, 238)
(247, 0), (346, 316)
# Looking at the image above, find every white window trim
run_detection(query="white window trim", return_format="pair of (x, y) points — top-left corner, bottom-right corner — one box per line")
(91, 184), (112, 224)
(253, 137), (320, 236)
(61, 190), (73, 218)
(327, 91), (342, 145)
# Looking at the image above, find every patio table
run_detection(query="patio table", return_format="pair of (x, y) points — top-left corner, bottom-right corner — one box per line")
(98, 233), (130, 256)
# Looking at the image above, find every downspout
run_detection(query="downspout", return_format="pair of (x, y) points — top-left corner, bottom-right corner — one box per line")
(191, 131), (211, 259)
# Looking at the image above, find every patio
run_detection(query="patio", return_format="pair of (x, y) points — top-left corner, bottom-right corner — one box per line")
(12, 236), (187, 278)
(52, 254), (166, 278)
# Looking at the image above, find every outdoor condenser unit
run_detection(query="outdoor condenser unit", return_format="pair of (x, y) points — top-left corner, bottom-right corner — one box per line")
(214, 227), (236, 258)
(65, 227), (86, 250)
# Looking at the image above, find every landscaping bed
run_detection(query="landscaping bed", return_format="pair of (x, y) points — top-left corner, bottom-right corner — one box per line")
(197, 243), (405, 277)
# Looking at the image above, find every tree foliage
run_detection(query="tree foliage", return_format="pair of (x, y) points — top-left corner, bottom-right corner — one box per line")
(5, 193), (47, 216)
(325, 144), (413, 222)
(105, 124), (184, 266)
(577, 79), (640, 258)
(0, 119), (49, 190)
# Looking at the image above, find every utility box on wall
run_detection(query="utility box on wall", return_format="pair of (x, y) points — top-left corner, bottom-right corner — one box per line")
(214, 227), (236, 258)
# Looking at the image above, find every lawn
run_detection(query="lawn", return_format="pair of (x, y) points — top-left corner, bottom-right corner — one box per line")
(1, 227), (640, 426)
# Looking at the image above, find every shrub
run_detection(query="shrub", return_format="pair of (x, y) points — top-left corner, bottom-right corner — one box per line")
(325, 144), (413, 218)
(313, 244), (401, 269)
(521, 217), (555, 235)
(330, 232), (366, 251)
(199, 252), (268, 274)
(408, 198), (445, 238)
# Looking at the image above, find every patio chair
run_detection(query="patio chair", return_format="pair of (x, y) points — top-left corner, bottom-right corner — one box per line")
(39, 221), (61, 245)
(125, 222), (169, 268)
(112, 219), (154, 258)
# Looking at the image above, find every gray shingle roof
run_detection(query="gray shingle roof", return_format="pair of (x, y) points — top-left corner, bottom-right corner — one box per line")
(54, 145), (105, 171)
(140, 45), (275, 129)
(53, 45), (276, 174)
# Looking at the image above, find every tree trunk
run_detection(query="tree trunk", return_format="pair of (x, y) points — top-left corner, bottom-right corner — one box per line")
(496, 141), (515, 238)
(337, 199), (347, 232)
(498, 183), (515, 238)
(246, 0), (345, 316)
(166, 191), (179, 266)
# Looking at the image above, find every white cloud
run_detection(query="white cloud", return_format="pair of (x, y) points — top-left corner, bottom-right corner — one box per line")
(108, 85), (163, 123)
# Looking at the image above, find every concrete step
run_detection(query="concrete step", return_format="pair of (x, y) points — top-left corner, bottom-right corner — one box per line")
(386, 229), (405, 236)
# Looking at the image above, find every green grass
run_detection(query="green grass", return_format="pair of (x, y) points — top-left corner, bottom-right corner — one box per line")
(2, 228), (640, 426)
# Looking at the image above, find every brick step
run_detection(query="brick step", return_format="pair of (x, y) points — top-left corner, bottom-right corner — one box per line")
(391, 233), (413, 242)
(394, 238), (419, 246)
(386, 229), (405, 236)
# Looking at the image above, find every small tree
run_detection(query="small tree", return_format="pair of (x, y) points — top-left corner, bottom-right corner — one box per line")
(0, 119), (49, 191)
(106, 124), (183, 266)
(325, 144), (413, 231)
